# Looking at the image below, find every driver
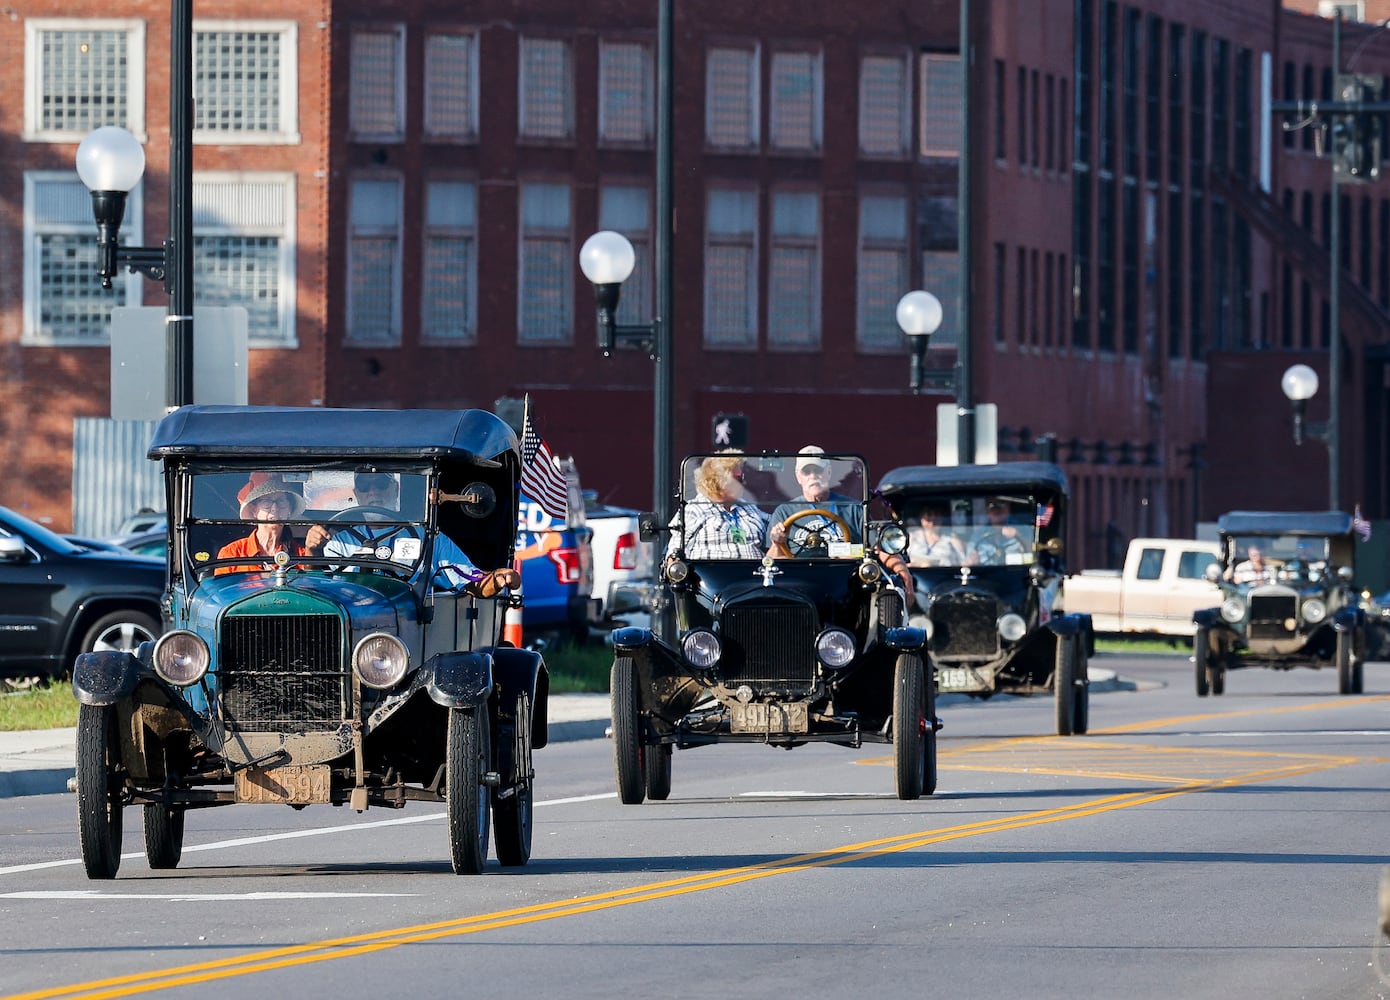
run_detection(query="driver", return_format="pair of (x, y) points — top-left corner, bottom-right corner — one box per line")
(766, 446), (862, 557)
(321, 472), (518, 597)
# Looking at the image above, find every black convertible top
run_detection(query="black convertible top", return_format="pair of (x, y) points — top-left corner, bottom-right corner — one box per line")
(148, 405), (519, 464)
(1216, 510), (1354, 537)
(876, 461), (1069, 497)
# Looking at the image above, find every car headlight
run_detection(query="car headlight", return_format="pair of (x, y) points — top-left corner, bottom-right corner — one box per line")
(996, 613), (1027, 642)
(816, 628), (857, 669)
(877, 524), (908, 555)
(1220, 597), (1246, 623)
(353, 633), (409, 689)
(1301, 598), (1327, 624)
(666, 558), (689, 583)
(857, 560), (882, 584)
(682, 630), (721, 670)
(152, 630), (209, 686)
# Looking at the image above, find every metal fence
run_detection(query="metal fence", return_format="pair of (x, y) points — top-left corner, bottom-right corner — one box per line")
(72, 418), (162, 537)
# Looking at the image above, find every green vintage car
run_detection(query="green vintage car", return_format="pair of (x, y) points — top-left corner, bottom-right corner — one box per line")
(71, 405), (547, 878)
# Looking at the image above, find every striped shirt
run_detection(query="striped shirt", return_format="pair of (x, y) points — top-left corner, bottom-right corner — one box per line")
(668, 499), (768, 560)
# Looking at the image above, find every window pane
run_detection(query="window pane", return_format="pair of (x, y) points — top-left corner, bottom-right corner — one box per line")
(425, 34), (476, 137)
(600, 185), (651, 325)
(423, 181), (476, 341)
(704, 189), (757, 345)
(599, 41), (651, 142)
(858, 193), (908, 349)
(40, 29), (128, 132)
(770, 51), (819, 150)
(39, 235), (123, 341)
(520, 38), (573, 139)
(350, 30), (401, 135)
(860, 55), (908, 155)
(921, 54), (962, 157)
(350, 237), (399, 341)
(520, 184), (571, 342)
(195, 30), (281, 133)
(194, 236), (281, 341)
(707, 47), (757, 147)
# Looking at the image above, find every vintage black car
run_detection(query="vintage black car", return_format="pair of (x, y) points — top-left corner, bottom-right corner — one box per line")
(1193, 510), (1367, 696)
(71, 405), (547, 878)
(875, 461), (1092, 736)
(609, 451), (934, 803)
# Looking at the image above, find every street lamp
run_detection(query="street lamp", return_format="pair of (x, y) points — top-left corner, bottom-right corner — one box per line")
(1281, 362), (1332, 452)
(74, 0), (195, 411)
(896, 290), (944, 394)
(578, 231), (647, 355)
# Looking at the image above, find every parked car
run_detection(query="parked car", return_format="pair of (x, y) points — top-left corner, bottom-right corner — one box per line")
(583, 490), (656, 625)
(515, 458), (598, 644)
(108, 509), (167, 542)
(609, 450), (935, 804)
(875, 461), (1093, 736)
(0, 505), (164, 682)
(1193, 510), (1369, 697)
(1062, 538), (1220, 638)
(66, 528), (168, 560)
(71, 404), (548, 878)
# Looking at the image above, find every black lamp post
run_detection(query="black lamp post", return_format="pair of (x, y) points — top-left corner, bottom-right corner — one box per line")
(74, 0), (194, 411)
(1280, 362), (1339, 509)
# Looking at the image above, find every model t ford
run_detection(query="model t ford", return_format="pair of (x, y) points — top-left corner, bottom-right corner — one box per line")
(71, 405), (547, 877)
(1193, 510), (1367, 696)
(875, 461), (1093, 736)
(609, 450), (934, 803)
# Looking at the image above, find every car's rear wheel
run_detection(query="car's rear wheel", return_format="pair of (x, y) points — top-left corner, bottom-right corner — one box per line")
(1071, 643), (1090, 735)
(610, 656), (645, 804)
(76, 704), (123, 879)
(143, 802), (184, 869)
(81, 611), (159, 656)
(1210, 653), (1226, 696)
(1337, 629), (1358, 695)
(1194, 628), (1210, 697)
(446, 706), (491, 874)
(893, 653), (928, 800)
(1054, 636), (1077, 736)
(645, 745), (672, 800)
(493, 692), (533, 867)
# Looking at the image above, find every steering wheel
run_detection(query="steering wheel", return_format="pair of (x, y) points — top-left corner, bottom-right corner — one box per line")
(328, 505), (409, 549)
(778, 508), (853, 557)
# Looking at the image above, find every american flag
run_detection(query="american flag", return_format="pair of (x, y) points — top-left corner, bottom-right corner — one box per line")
(1354, 504), (1372, 542)
(520, 405), (570, 520)
(1036, 503), (1055, 527)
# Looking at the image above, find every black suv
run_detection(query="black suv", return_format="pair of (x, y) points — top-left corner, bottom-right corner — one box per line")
(875, 461), (1092, 736)
(0, 506), (164, 682)
(609, 451), (935, 802)
(1194, 510), (1368, 696)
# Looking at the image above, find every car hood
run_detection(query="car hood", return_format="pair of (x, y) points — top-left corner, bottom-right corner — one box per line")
(183, 573), (417, 634)
(914, 567), (1032, 611)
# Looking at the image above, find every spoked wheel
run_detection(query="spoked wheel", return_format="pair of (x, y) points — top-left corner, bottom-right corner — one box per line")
(493, 693), (534, 867)
(1071, 644), (1090, 735)
(76, 704), (124, 879)
(893, 653), (929, 800)
(446, 706), (491, 874)
(1337, 629), (1357, 695)
(644, 745), (672, 801)
(1054, 636), (1077, 736)
(1194, 628), (1210, 697)
(610, 655), (646, 805)
(143, 802), (185, 869)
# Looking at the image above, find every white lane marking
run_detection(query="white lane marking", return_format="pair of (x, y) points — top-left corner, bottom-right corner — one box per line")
(0, 791), (616, 877)
(739, 791), (890, 798)
(1194, 730), (1390, 737)
(0, 890), (413, 901)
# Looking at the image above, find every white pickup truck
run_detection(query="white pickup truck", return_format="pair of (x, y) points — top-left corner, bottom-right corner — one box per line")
(1063, 538), (1221, 638)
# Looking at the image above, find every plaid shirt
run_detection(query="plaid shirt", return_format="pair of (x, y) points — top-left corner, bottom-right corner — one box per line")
(668, 499), (769, 559)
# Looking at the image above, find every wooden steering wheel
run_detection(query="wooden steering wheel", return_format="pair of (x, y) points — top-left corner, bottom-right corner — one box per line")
(778, 507), (853, 557)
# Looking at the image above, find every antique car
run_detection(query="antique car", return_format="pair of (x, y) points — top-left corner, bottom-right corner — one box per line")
(1193, 510), (1367, 696)
(71, 405), (548, 878)
(875, 461), (1092, 736)
(609, 451), (935, 803)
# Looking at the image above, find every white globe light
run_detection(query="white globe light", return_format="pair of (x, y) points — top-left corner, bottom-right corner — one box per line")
(896, 290), (943, 336)
(1281, 363), (1319, 402)
(578, 230), (637, 285)
(75, 127), (147, 193)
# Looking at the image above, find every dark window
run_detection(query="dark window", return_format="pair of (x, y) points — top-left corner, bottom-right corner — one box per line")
(1018, 65), (1029, 169)
(1211, 199), (1228, 348)
(1282, 61), (1296, 151)
(1145, 15), (1162, 180)
(1046, 73), (1056, 170)
(1076, 0), (1093, 166)
(1190, 31), (1207, 190)
(1168, 188), (1184, 358)
(993, 241), (1006, 343)
(1123, 182), (1139, 354)
(1280, 260), (1294, 347)
(1123, 7), (1140, 178)
(994, 59), (1007, 161)
(1211, 38), (1229, 172)
(1101, 1), (1117, 173)
(1379, 199), (1389, 309)
(1074, 177), (1092, 349)
(1098, 175), (1115, 351)
(1190, 194), (1205, 358)
(1168, 25), (1185, 180)
(1136, 547), (1163, 580)
(1302, 64), (1315, 152)
(1234, 48), (1252, 176)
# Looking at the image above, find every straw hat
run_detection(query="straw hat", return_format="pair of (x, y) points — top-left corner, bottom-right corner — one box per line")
(237, 473), (306, 518)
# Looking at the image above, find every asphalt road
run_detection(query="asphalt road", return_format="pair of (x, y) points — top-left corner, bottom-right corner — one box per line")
(4, 651), (1390, 1000)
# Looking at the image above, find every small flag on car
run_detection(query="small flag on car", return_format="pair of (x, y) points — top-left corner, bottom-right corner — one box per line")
(1036, 503), (1055, 527)
(520, 398), (570, 521)
(1354, 504), (1372, 541)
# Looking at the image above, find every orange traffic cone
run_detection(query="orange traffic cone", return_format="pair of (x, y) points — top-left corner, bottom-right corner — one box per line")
(503, 581), (524, 647)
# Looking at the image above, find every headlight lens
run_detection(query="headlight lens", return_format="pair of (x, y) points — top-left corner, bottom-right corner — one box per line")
(857, 560), (882, 584)
(997, 613), (1027, 642)
(1220, 597), (1246, 623)
(1301, 598), (1327, 624)
(152, 630), (209, 686)
(353, 633), (409, 689)
(666, 558), (689, 583)
(816, 628), (857, 669)
(877, 524), (908, 555)
(682, 630), (721, 669)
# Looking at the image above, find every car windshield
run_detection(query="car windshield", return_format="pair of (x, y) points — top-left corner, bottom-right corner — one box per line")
(675, 452), (867, 561)
(900, 493), (1047, 568)
(1227, 534), (1330, 568)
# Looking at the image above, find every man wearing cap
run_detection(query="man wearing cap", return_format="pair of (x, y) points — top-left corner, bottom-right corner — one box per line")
(215, 473), (329, 575)
(765, 446), (862, 557)
(967, 497), (1032, 566)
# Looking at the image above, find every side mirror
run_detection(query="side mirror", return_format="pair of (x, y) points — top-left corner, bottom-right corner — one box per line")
(637, 512), (661, 542)
(1036, 537), (1064, 556)
(0, 535), (26, 561)
(444, 482), (497, 519)
(1204, 563), (1222, 583)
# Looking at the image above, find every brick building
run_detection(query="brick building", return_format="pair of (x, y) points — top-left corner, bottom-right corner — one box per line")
(0, 0), (1386, 569)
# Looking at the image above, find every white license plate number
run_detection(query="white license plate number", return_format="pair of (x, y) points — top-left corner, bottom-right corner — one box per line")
(235, 764), (331, 804)
(731, 702), (809, 734)
(938, 667), (987, 692)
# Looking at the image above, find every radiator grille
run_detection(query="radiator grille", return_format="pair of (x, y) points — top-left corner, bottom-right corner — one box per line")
(931, 592), (1000, 659)
(218, 614), (347, 730)
(719, 603), (818, 689)
(1248, 594), (1298, 641)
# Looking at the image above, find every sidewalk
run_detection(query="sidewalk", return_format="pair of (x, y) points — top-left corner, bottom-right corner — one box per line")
(0, 672), (1126, 800)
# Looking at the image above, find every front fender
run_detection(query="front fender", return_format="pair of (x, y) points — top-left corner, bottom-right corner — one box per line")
(882, 625), (927, 652)
(71, 650), (145, 706)
(1193, 607), (1225, 629)
(1333, 606), (1366, 632)
(486, 645), (550, 749)
(611, 625), (655, 649)
(424, 650), (492, 709)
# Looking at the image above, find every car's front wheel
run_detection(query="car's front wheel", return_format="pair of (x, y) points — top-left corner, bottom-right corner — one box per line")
(76, 704), (124, 879)
(1054, 636), (1077, 736)
(893, 653), (933, 800)
(645, 744), (672, 801)
(610, 656), (646, 804)
(1194, 628), (1211, 697)
(446, 706), (491, 874)
(143, 802), (184, 869)
(1336, 628), (1361, 695)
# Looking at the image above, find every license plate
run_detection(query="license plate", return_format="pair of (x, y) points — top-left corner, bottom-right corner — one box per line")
(235, 764), (332, 804)
(731, 702), (809, 734)
(937, 667), (988, 692)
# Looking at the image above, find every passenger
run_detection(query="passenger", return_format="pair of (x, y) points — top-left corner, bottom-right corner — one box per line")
(907, 503), (966, 567)
(215, 473), (326, 575)
(967, 497), (1032, 566)
(1232, 544), (1275, 585)
(668, 453), (767, 560)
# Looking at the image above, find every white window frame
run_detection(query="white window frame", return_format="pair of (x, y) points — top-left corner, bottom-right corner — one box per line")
(705, 44), (761, 150)
(24, 18), (147, 142)
(192, 20), (300, 144)
(703, 186), (759, 348)
(858, 51), (911, 158)
(598, 39), (654, 145)
(346, 175), (404, 345)
(349, 26), (406, 141)
(518, 36), (575, 141)
(424, 31), (480, 141)
(768, 49), (823, 152)
(920, 53), (963, 158)
(192, 172), (298, 346)
(421, 178), (478, 344)
(23, 171), (142, 345)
